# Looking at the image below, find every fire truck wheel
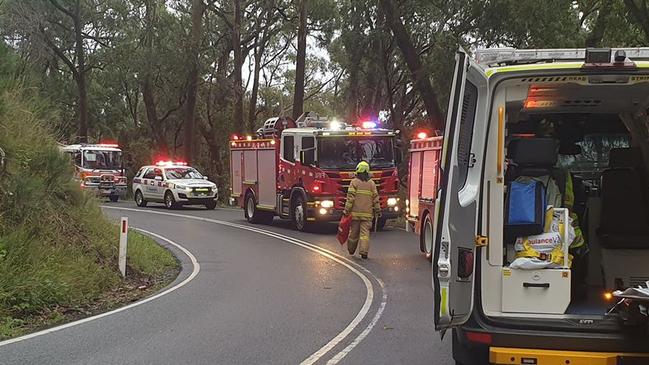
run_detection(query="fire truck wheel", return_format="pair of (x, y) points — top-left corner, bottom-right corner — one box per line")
(375, 217), (387, 231)
(164, 191), (178, 209)
(422, 214), (434, 262)
(135, 190), (147, 207)
(109, 195), (119, 203)
(292, 196), (309, 232)
(205, 200), (217, 210)
(245, 192), (262, 223)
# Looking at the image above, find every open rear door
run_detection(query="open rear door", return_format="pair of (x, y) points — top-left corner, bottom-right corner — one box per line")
(432, 50), (488, 331)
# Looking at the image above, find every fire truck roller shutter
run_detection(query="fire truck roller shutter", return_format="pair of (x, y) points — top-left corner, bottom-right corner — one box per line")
(243, 150), (258, 183)
(409, 150), (422, 218)
(231, 150), (243, 197)
(257, 149), (277, 208)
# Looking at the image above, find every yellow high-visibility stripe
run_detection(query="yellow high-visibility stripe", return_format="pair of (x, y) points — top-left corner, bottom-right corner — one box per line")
(355, 190), (373, 195)
(351, 212), (373, 218)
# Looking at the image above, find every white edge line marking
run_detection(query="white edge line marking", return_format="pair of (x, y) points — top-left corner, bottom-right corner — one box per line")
(0, 228), (201, 348)
(101, 206), (386, 365)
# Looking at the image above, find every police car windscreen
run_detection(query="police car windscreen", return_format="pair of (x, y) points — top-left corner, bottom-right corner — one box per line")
(83, 150), (121, 170)
(318, 136), (395, 170)
(165, 167), (203, 180)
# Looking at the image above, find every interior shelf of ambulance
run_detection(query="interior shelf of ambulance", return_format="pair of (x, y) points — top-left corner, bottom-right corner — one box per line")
(481, 75), (649, 321)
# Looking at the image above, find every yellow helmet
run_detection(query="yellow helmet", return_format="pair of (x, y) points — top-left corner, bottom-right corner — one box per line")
(355, 161), (370, 174)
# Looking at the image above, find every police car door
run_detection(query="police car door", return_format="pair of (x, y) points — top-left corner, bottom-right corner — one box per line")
(432, 50), (488, 331)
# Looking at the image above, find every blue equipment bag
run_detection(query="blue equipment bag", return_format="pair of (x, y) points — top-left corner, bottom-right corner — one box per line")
(506, 179), (546, 237)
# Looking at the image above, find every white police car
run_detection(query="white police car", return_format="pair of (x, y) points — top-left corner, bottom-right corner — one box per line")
(132, 161), (218, 210)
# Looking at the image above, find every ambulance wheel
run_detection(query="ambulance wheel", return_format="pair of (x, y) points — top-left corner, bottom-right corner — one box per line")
(164, 191), (178, 209)
(422, 214), (434, 262)
(109, 195), (119, 203)
(292, 196), (309, 232)
(205, 200), (217, 210)
(135, 190), (147, 207)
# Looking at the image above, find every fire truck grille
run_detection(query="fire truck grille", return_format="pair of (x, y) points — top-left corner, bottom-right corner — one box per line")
(326, 171), (391, 194)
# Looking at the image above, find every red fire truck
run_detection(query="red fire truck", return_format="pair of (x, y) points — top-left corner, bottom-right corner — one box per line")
(405, 132), (443, 259)
(59, 143), (128, 202)
(230, 112), (402, 231)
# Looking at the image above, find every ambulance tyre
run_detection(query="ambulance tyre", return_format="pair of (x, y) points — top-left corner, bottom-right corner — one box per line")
(164, 191), (178, 209)
(292, 196), (309, 232)
(422, 213), (434, 262)
(205, 200), (217, 210)
(135, 190), (147, 207)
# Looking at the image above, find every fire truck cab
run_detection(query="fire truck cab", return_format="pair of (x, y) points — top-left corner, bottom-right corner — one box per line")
(230, 112), (402, 231)
(60, 143), (127, 202)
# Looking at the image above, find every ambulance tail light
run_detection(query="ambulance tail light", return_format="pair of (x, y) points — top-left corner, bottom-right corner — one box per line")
(465, 331), (492, 345)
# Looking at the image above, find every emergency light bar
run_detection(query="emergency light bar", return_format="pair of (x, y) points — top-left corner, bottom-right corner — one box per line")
(475, 47), (649, 67)
(156, 161), (187, 166)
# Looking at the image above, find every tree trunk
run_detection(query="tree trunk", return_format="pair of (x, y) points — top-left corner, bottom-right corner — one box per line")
(248, 35), (264, 133)
(183, 0), (205, 164)
(292, 0), (307, 120)
(624, 0), (649, 41)
(232, 0), (245, 134)
(379, 0), (443, 130)
(72, 0), (88, 142)
(141, 0), (169, 155)
(585, 1), (612, 47)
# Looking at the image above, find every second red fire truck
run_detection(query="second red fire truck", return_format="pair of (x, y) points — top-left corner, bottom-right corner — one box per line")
(230, 112), (402, 231)
(405, 132), (443, 259)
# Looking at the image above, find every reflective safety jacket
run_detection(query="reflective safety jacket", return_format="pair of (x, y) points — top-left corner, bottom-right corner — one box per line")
(344, 177), (380, 221)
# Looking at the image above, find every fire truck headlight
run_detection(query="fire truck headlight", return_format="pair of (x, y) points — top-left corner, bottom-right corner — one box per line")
(320, 200), (334, 208)
(387, 197), (398, 207)
(319, 208), (328, 215)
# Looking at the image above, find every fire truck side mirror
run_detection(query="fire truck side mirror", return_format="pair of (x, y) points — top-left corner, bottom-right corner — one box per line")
(300, 149), (315, 166)
(394, 147), (403, 165)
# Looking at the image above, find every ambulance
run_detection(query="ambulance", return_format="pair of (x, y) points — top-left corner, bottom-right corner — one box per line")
(432, 48), (649, 364)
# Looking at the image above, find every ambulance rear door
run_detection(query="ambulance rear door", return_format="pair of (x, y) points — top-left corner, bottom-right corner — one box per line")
(432, 50), (488, 332)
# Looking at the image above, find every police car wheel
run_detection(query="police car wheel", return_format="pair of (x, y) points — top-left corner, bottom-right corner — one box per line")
(135, 190), (147, 207)
(164, 191), (178, 209)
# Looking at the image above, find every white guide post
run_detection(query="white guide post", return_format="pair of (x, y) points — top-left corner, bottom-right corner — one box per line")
(119, 217), (128, 277)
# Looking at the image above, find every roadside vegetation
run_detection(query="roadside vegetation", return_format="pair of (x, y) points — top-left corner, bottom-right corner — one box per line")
(0, 45), (179, 340)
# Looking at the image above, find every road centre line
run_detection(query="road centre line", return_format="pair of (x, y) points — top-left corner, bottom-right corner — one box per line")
(0, 228), (200, 348)
(102, 206), (387, 365)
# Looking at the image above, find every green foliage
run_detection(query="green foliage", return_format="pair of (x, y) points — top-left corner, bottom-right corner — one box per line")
(0, 47), (177, 338)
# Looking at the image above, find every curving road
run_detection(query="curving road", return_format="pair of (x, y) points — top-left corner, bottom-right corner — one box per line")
(0, 202), (452, 365)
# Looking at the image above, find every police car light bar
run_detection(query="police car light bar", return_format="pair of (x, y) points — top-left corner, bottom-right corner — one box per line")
(361, 121), (377, 129)
(156, 161), (187, 166)
(474, 47), (649, 66)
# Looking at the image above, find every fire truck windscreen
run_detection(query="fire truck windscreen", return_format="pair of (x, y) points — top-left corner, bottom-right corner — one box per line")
(165, 167), (203, 180)
(82, 150), (122, 170)
(317, 136), (395, 170)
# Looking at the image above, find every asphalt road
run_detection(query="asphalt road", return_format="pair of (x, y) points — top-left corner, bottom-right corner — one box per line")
(0, 201), (453, 365)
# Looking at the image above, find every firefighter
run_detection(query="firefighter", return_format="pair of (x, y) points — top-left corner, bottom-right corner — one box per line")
(343, 161), (380, 259)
